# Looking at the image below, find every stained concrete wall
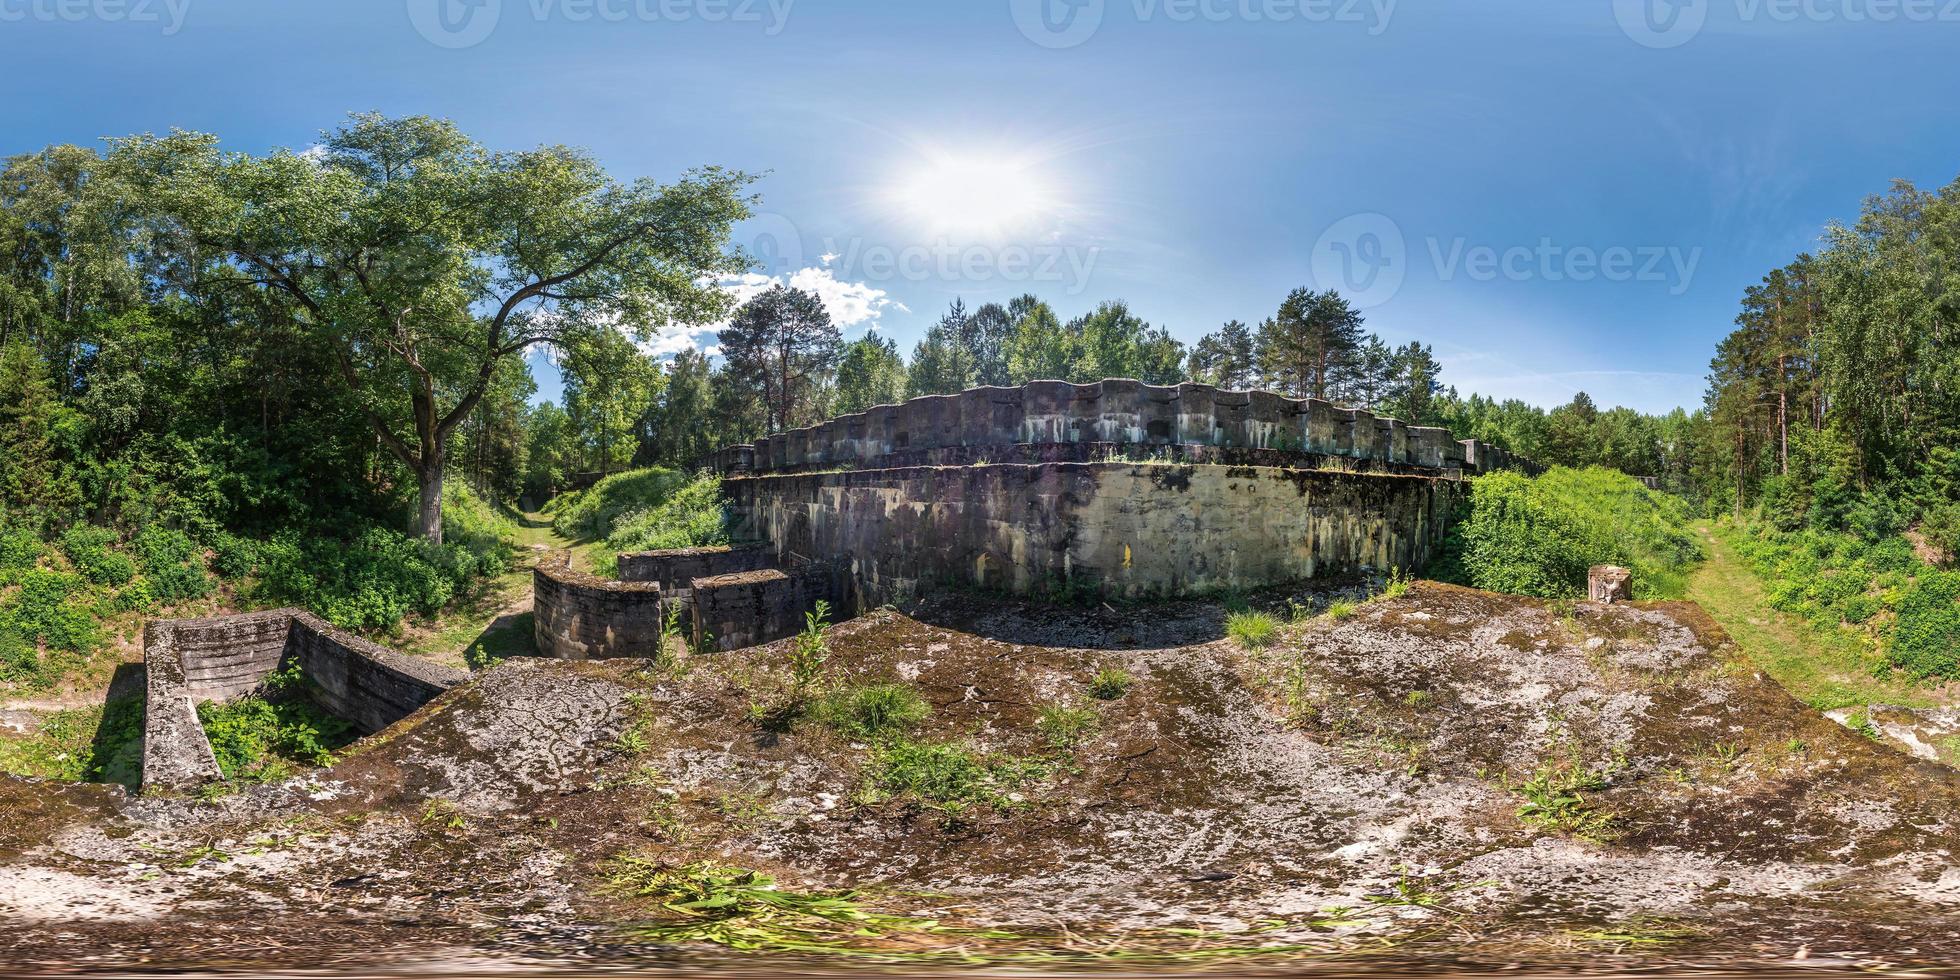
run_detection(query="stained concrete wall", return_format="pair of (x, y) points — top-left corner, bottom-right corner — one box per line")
(616, 544), (770, 591)
(532, 555), (665, 661)
(710, 379), (1538, 478)
(140, 610), (467, 793)
(726, 462), (1465, 603)
(690, 564), (850, 653)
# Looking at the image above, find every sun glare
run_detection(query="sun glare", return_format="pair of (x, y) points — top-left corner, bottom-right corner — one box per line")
(890, 151), (1055, 239)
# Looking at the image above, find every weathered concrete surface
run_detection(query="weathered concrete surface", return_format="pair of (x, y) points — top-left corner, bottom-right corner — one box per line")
(616, 544), (770, 591)
(532, 553), (665, 661)
(139, 610), (466, 793)
(1589, 564), (1633, 604)
(21, 585), (1960, 973)
(711, 379), (1539, 477)
(690, 564), (849, 652)
(728, 461), (1465, 602)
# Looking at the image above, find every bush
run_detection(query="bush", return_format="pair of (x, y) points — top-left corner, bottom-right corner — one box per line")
(1443, 467), (1703, 600)
(210, 532), (261, 579)
(0, 525), (42, 577)
(58, 525), (135, 586)
(133, 527), (210, 604)
(1226, 611), (1279, 649)
(259, 528), (465, 631)
(196, 695), (356, 782)
(1890, 571), (1960, 679)
(551, 468), (689, 542)
(0, 568), (97, 654)
(813, 683), (930, 741)
(437, 481), (517, 574)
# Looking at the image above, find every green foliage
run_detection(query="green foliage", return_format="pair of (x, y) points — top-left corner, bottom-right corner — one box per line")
(812, 683), (929, 742)
(600, 474), (732, 573)
(195, 695), (356, 782)
(608, 859), (950, 953)
(1087, 667), (1134, 701)
(0, 567), (97, 660)
(58, 525), (135, 586)
(1225, 610), (1279, 649)
(1510, 759), (1620, 842)
(552, 467), (689, 542)
(1442, 467), (1702, 600)
(132, 527), (210, 604)
(790, 600), (832, 694)
(0, 697), (145, 785)
(209, 532), (260, 579)
(1891, 571), (1960, 679)
(0, 525), (43, 576)
(259, 528), (478, 631)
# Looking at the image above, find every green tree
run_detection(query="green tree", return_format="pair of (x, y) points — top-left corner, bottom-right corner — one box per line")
(835, 334), (907, 414)
(718, 284), (840, 432)
(1188, 319), (1256, 388)
(1255, 288), (1365, 400)
(109, 113), (752, 542)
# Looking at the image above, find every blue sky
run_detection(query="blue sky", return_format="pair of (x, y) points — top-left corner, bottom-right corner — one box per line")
(4, 0), (1956, 414)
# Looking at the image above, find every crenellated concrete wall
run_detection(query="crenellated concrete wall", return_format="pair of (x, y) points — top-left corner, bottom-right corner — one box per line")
(140, 610), (466, 793)
(726, 462), (1466, 604)
(709, 379), (1538, 478)
(532, 554), (666, 661)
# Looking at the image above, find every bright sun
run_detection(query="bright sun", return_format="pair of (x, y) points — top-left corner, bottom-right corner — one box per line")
(891, 151), (1055, 239)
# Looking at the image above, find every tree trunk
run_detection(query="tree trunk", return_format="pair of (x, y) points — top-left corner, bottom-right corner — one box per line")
(416, 454), (444, 545)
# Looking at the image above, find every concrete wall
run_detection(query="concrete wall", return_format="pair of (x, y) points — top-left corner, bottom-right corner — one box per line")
(140, 610), (467, 793)
(710, 379), (1538, 478)
(285, 612), (466, 735)
(617, 544), (770, 591)
(532, 554), (666, 661)
(726, 462), (1465, 603)
(690, 564), (850, 653)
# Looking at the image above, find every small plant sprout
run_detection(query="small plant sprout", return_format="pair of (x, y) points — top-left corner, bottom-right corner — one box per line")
(661, 601), (688, 660)
(1381, 567), (1412, 600)
(790, 600), (832, 695)
(1088, 667), (1135, 701)
(1037, 704), (1100, 751)
(1325, 600), (1358, 621)
(1226, 611), (1279, 650)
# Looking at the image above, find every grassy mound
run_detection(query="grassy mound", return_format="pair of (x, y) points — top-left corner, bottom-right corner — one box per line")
(549, 468), (690, 542)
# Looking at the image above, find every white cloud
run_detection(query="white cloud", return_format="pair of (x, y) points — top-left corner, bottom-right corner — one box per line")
(636, 267), (894, 360)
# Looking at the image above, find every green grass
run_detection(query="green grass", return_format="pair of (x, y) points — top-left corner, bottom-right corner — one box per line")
(1687, 522), (1942, 711)
(1087, 667), (1134, 701)
(812, 683), (930, 742)
(1036, 704), (1098, 751)
(1509, 759), (1620, 843)
(552, 467), (690, 542)
(1226, 611), (1279, 649)
(0, 696), (145, 786)
(863, 739), (1048, 809)
(1325, 601), (1358, 621)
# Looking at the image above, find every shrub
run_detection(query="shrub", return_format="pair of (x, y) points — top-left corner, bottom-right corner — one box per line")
(133, 527), (210, 604)
(209, 532), (261, 579)
(258, 528), (469, 631)
(1444, 467), (1702, 600)
(0, 629), (38, 685)
(0, 525), (42, 577)
(813, 683), (930, 741)
(438, 481), (517, 574)
(196, 695), (355, 782)
(1889, 571), (1960, 679)
(552, 468), (689, 542)
(58, 525), (135, 586)
(1841, 594), (1881, 625)
(0, 568), (97, 654)
(1226, 610), (1279, 649)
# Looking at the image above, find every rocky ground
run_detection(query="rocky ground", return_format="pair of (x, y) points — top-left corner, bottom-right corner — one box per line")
(4, 582), (1960, 976)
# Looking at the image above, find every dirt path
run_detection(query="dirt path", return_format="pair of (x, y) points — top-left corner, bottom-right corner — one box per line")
(397, 511), (571, 670)
(1685, 522), (1949, 711)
